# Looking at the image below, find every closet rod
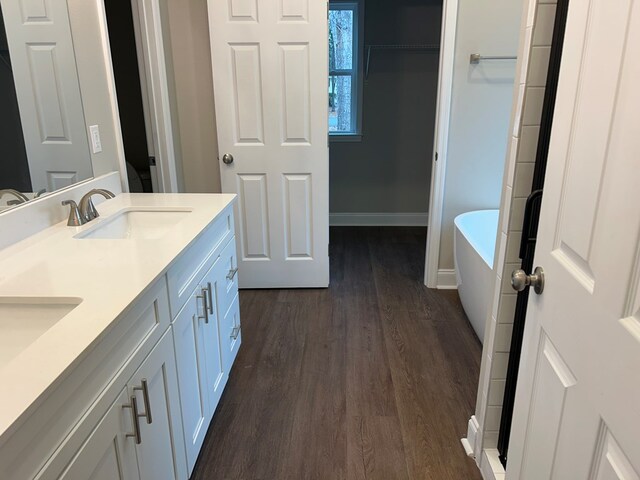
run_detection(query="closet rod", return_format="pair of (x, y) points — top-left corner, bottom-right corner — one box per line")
(365, 44), (440, 79)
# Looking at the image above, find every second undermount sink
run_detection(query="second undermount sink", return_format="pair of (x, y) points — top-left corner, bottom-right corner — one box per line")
(0, 297), (82, 366)
(76, 209), (192, 240)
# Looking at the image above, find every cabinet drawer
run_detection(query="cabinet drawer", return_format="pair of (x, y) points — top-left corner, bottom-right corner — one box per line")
(216, 235), (239, 320)
(167, 207), (234, 318)
(220, 292), (241, 375)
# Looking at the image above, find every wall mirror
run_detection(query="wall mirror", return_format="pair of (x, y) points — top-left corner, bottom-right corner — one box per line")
(0, 2), (94, 213)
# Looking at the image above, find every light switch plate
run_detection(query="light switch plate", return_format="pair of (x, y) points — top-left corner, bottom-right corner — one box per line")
(89, 125), (102, 154)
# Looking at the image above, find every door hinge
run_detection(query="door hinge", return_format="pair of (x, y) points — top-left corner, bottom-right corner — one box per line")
(435, 152), (438, 161)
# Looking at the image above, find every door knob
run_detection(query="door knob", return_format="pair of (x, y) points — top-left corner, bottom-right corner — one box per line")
(222, 153), (234, 165)
(511, 266), (545, 294)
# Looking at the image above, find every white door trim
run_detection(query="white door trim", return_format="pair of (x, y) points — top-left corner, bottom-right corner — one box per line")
(424, 0), (458, 288)
(129, 0), (181, 193)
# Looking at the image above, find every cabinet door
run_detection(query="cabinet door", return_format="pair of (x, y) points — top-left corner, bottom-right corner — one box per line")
(172, 289), (211, 473)
(200, 263), (225, 415)
(219, 292), (241, 377)
(129, 329), (188, 480)
(37, 389), (140, 480)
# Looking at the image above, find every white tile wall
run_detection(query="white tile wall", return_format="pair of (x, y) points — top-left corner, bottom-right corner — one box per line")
(476, 0), (557, 450)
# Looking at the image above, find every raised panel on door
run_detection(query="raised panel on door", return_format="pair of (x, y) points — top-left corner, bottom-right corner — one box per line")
(519, 335), (576, 480)
(589, 425), (640, 480)
(129, 329), (187, 480)
(237, 174), (270, 260)
(229, 43), (264, 144)
(0, 0), (92, 192)
(279, 0), (309, 22)
(171, 291), (210, 474)
(279, 43), (310, 144)
(38, 389), (140, 480)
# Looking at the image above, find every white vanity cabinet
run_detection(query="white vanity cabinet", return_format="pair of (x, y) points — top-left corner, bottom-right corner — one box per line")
(168, 209), (240, 473)
(37, 330), (187, 480)
(0, 200), (241, 480)
(43, 388), (140, 480)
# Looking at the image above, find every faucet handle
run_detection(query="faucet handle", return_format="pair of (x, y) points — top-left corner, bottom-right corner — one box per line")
(61, 200), (85, 226)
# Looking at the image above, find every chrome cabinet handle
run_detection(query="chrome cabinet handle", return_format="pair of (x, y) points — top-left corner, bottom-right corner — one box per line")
(227, 267), (238, 281)
(197, 288), (209, 323)
(123, 395), (142, 444)
(133, 379), (152, 424)
(231, 325), (241, 340)
(206, 282), (214, 315)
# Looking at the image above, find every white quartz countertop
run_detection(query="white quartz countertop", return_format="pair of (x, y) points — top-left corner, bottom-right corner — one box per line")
(0, 193), (236, 442)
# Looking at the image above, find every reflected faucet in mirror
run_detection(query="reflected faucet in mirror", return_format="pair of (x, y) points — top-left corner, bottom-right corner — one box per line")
(0, 189), (29, 205)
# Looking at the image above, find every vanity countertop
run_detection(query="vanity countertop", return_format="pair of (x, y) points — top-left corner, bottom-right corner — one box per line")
(0, 193), (236, 443)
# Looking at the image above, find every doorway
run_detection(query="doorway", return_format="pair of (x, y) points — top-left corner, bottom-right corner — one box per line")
(103, 1), (153, 193)
(328, 0), (441, 228)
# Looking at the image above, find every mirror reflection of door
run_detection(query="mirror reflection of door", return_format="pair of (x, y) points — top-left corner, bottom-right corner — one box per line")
(0, 0), (93, 205)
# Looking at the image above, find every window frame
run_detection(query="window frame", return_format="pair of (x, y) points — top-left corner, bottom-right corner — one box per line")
(328, 0), (364, 141)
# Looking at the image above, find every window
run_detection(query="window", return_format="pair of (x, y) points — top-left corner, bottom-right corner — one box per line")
(329, 1), (362, 138)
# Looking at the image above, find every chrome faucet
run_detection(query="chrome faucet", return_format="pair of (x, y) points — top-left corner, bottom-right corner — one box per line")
(0, 189), (29, 204)
(80, 189), (116, 222)
(61, 189), (115, 226)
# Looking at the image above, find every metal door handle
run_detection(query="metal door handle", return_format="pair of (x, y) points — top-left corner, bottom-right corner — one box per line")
(123, 395), (142, 444)
(227, 267), (238, 280)
(133, 379), (152, 424)
(222, 153), (234, 165)
(511, 266), (545, 294)
(197, 288), (209, 323)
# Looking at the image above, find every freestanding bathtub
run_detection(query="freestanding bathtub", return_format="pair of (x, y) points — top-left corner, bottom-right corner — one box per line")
(454, 209), (500, 343)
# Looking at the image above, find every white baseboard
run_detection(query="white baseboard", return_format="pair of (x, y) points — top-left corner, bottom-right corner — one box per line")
(329, 212), (429, 227)
(480, 449), (506, 480)
(436, 268), (458, 289)
(461, 415), (480, 458)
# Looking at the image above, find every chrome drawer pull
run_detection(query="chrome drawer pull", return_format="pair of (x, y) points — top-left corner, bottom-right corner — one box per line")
(231, 326), (241, 340)
(133, 379), (153, 424)
(206, 282), (214, 315)
(226, 267), (238, 281)
(123, 395), (142, 444)
(197, 288), (209, 323)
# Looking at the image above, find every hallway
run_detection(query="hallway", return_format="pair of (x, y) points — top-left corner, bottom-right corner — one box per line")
(191, 227), (483, 479)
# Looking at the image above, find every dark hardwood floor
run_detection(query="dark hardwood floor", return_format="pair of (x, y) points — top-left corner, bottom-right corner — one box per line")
(191, 227), (483, 480)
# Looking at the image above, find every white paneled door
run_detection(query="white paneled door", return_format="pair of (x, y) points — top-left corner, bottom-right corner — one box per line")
(506, 0), (640, 478)
(208, 0), (329, 288)
(0, 0), (92, 192)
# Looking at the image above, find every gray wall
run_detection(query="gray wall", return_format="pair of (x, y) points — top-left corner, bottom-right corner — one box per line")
(438, 0), (523, 270)
(329, 0), (442, 215)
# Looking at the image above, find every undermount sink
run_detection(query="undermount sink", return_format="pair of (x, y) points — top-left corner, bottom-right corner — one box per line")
(0, 297), (82, 366)
(76, 209), (191, 240)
